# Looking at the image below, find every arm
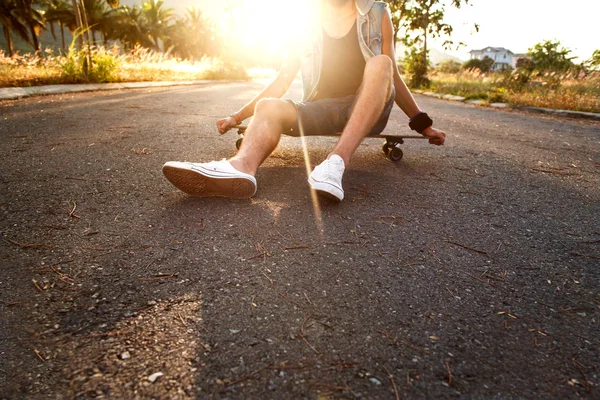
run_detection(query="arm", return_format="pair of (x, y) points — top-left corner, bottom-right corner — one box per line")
(381, 10), (446, 145)
(217, 56), (301, 134)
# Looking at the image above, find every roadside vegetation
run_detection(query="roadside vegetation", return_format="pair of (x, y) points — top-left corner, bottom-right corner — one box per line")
(423, 69), (600, 113)
(1, 0), (248, 87)
(0, 46), (248, 87)
(404, 41), (600, 113)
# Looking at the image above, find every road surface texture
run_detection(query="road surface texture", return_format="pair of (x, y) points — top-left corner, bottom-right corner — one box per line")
(1, 81), (599, 399)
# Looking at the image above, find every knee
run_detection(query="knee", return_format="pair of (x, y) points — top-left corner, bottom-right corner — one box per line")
(365, 55), (393, 78)
(255, 98), (287, 116)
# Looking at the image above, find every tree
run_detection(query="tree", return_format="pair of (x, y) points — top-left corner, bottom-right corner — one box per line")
(463, 56), (494, 73)
(164, 7), (217, 60)
(96, 4), (124, 46)
(579, 49), (600, 74)
(589, 50), (600, 70)
(69, 0), (119, 49)
(515, 57), (535, 72)
(527, 39), (574, 74)
(141, 0), (174, 51)
(81, 0), (120, 45)
(111, 5), (153, 50)
(525, 40), (576, 87)
(385, 0), (409, 46)
(44, 0), (75, 52)
(570, 49), (600, 80)
(1, 0), (32, 56)
(396, 0), (471, 87)
(16, 0), (45, 52)
(403, 45), (429, 87)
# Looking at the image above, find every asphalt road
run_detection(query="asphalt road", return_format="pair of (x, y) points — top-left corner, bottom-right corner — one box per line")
(1, 81), (599, 399)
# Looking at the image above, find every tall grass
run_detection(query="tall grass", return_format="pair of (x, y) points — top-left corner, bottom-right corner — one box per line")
(506, 79), (600, 113)
(0, 49), (63, 87)
(116, 47), (248, 82)
(427, 70), (600, 113)
(0, 45), (249, 88)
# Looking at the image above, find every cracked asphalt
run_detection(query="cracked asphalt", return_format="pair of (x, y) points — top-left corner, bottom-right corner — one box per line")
(0, 81), (599, 399)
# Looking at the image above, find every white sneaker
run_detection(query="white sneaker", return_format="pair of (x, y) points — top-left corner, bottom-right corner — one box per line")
(308, 155), (345, 201)
(162, 160), (257, 198)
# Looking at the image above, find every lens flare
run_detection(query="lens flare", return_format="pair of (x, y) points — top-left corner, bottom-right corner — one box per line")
(298, 125), (324, 236)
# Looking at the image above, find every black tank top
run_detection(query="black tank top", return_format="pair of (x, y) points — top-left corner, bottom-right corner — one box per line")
(313, 21), (366, 100)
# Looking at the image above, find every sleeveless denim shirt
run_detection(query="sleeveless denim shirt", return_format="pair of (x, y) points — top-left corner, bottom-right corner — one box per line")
(301, 1), (388, 102)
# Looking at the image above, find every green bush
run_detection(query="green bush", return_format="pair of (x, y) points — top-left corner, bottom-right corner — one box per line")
(89, 49), (119, 82)
(59, 42), (119, 83)
(463, 56), (494, 73)
(57, 31), (119, 83)
(436, 60), (462, 74)
(404, 46), (430, 88)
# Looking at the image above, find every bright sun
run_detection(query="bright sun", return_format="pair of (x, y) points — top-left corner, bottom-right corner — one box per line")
(219, 0), (317, 62)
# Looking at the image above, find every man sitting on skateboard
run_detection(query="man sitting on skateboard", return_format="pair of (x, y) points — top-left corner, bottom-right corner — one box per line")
(163, 0), (446, 202)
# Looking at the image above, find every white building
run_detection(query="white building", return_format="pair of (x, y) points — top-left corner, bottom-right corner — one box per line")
(469, 47), (516, 71)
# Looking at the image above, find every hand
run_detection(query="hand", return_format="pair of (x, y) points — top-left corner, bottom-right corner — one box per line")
(422, 126), (446, 146)
(216, 116), (238, 135)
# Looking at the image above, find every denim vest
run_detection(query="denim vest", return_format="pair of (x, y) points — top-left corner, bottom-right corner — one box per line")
(301, 1), (388, 102)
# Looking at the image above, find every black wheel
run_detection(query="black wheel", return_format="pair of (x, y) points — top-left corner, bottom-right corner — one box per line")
(382, 142), (390, 155)
(235, 137), (243, 150)
(389, 146), (403, 161)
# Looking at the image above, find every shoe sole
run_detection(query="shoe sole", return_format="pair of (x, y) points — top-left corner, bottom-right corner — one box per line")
(308, 178), (343, 202)
(163, 164), (256, 199)
(315, 189), (343, 202)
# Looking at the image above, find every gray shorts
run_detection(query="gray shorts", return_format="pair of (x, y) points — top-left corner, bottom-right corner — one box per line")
(285, 87), (395, 137)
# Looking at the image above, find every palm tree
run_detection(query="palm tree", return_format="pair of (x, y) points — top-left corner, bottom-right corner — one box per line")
(95, 4), (122, 46)
(165, 7), (216, 60)
(0, 0), (32, 56)
(16, 0), (45, 52)
(44, 0), (74, 52)
(185, 7), (218, 57)
(112, 5), (153, 50)
(164, 16), (191, 59)
(141, 0), (174, 51)
(82, 0), (106, 43)
(67, 0), (118, 49)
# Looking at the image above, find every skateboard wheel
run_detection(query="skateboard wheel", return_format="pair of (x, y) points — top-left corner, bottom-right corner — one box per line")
(235, 137), (243, 150)
(389, 146), (403, 161)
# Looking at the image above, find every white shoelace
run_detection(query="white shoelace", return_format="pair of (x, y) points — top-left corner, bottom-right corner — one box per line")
(319, 157), (344, 181)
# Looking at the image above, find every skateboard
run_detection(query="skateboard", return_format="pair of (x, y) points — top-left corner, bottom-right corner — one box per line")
(232, 125), (428, 161)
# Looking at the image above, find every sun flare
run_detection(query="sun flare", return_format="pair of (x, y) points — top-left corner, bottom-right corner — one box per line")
(218, 0), (317, 63)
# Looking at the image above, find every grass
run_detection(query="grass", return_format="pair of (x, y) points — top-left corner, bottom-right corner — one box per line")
(426, 70), (600, 113)
(0, 46), (249, 88)
(505, 80), (600, 113)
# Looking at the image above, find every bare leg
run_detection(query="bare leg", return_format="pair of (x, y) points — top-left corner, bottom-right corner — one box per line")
(229, 98), (297, 176)
(330, 55), (394, 165)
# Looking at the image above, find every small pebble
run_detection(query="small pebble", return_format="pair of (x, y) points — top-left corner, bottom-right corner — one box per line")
(369, 377), (382, 385)
(148, 372), (163, 383)
(121, 351), (131, 360)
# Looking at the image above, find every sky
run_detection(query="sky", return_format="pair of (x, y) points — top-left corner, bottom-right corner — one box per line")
(162, 0), (598, 62)
(429, 0), (599, 61)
